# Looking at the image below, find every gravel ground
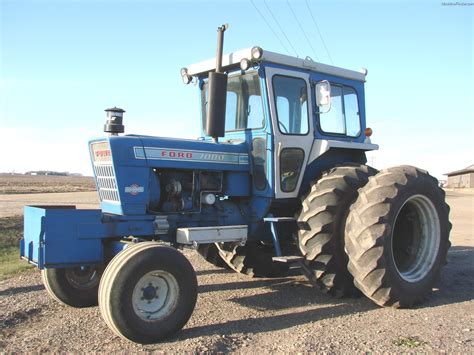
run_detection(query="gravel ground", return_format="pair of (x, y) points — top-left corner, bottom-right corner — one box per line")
(0, 192), (473, 352)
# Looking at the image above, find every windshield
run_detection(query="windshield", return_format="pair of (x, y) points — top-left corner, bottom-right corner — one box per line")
(201, 71), (264, 132)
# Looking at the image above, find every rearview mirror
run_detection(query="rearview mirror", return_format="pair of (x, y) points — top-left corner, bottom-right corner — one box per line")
(316, 80), (331, 114)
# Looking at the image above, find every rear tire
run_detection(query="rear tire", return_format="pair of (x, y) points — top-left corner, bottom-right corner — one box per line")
(345, 166), (451, 307)
(216, 242), (288, 278)
(298, 164), (377, 297)
(99, 242), (197, 343)
(41, 265), (102, 307)
(197, 244), (228, 269)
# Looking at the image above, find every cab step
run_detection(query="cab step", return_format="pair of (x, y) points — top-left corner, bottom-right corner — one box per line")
(263, 217), (296, 223)
(272, 256), (304, 264)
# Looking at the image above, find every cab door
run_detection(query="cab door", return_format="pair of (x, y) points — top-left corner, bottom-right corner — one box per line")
(265, 66), (315, 199)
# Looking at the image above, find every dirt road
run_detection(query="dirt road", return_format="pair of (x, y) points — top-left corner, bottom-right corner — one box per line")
(0, 192), (473, 352)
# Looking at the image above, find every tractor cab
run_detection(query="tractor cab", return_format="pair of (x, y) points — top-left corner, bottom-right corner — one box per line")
(183, 46), (377, 199)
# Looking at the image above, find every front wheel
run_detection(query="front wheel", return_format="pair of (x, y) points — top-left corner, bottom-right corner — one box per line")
(345, 166), (451, 307)
(41, 265), (102, 307)
(98, 242), (197, 344)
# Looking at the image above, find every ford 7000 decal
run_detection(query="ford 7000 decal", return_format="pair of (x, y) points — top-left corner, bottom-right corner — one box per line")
(133, 147), (249, 165)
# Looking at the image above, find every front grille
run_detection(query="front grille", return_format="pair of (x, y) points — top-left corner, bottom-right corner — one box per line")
(93, 163), (120, 203)
(90, 140), (120, 203)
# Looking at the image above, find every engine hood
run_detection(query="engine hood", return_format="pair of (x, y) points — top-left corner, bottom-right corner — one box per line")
(91, 134), (250, 172)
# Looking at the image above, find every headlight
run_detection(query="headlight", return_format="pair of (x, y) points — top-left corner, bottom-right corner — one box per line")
(251, 46), (263, 60)
(182, 74), (192, 85)
(180, 67), (192, 85)
(240, 58), (251, 71)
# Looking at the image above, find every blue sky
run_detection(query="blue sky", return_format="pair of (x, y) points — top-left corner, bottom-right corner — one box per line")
(1, 0), (473, 179)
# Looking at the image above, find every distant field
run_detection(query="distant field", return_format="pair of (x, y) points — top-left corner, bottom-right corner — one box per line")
(0, 175), (95, 194)
(0, 175), (95, 277)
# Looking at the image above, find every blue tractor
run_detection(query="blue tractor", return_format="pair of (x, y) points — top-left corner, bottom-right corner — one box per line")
(21, 25), (450, 343)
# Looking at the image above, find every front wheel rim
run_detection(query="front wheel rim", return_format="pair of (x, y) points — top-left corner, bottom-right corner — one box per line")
(391, 194), (441, 283)
(132, 270), (179, 321)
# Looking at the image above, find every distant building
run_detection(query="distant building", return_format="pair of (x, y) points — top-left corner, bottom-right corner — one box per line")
(445, 165), (474, 188)
(25, 171), (69, 176)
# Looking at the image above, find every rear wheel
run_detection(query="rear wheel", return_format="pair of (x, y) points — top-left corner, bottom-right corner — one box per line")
(42, 265), (102, 307)
(197, 244), (228, 269)
(99, 242), (197, 343)
(216, 242), (288, 278)
(345, 166), (451, 307)
(297, 164), (377, 297)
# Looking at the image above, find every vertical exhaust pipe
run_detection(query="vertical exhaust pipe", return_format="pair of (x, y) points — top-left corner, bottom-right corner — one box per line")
(205, 24), (229, 141)
(215, 24), (228, 73)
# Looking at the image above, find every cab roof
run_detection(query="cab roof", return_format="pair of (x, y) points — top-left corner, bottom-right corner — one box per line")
(186, 47), (367, 82)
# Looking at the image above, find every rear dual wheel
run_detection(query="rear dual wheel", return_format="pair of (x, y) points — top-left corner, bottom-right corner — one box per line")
(297, 164), (377, 297)
(345, 166), (451, 307)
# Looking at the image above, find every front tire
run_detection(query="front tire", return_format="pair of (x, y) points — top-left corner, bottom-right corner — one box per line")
(99, 242), (197, 343)
(345, 166), (451, 307)
(41, 265), (102, 307)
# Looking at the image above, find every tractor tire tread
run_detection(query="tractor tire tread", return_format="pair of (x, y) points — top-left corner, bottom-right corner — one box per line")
(345, 165), (451, 308)
(297, 164), (377, 297)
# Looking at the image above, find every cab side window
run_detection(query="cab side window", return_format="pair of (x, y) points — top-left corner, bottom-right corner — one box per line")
(319, 85), (361, 137)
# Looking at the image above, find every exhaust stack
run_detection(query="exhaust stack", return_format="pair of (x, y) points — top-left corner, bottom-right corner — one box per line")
(205, 24), (229, 141)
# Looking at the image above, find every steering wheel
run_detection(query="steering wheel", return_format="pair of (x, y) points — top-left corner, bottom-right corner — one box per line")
(279, 122), (289, 133)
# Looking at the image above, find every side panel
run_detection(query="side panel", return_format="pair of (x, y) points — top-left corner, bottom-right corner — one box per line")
(224, 171), (251, 196)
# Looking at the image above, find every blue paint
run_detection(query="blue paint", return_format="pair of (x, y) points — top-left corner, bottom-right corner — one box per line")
(300, 148), (367, 196)
(224, 171), (251, 196)
(105, 240), (130, 260)
(22, 206), (104, 268)
(21, 206), (157, 269)
(21, 56), (371, 270)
